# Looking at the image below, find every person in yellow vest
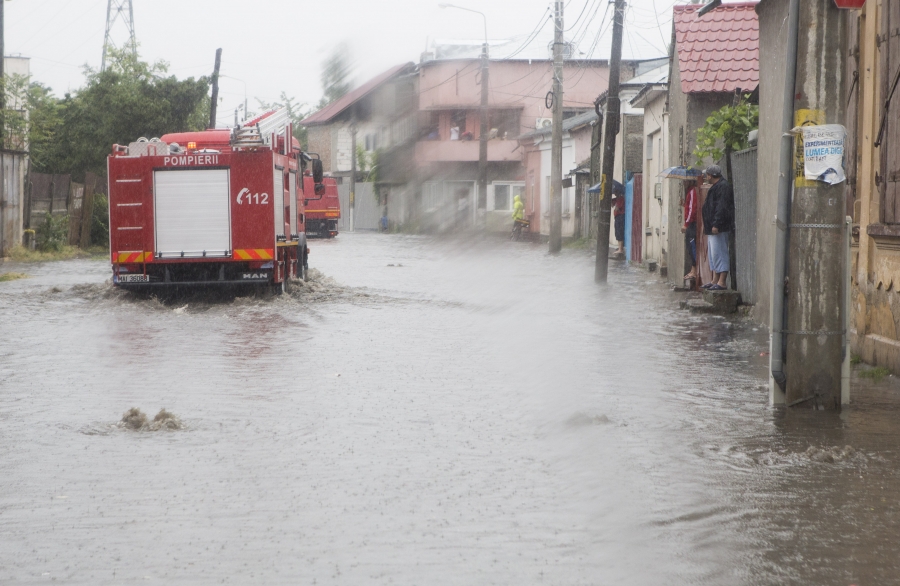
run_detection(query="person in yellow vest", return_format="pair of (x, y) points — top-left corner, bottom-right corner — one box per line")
(512, 194), (525, 222)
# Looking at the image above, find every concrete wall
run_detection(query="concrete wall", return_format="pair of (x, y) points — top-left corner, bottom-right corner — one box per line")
(754, 0), (791, 326)
(666, 59), (734, 282)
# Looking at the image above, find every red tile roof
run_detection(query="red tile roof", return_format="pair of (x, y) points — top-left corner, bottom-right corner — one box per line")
(300, 63), (416, 126)
(673, 2), (759, 94)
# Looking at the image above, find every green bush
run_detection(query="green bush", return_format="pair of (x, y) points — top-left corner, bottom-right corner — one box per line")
(91, 192), (109, 247)
(36, 213), (69, 252)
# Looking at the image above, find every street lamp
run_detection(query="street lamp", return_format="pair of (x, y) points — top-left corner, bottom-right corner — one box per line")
(219, 74), (248, 124)
(439, 2), (490, 215)
(438, 3), (487, 49)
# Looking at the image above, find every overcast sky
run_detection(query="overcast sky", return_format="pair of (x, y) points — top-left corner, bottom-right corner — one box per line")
(6, 0), (691, 126)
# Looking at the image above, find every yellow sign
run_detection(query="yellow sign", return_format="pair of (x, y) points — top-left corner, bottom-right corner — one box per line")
(794, 109), (825, 188)
(599, 175), (607, 201)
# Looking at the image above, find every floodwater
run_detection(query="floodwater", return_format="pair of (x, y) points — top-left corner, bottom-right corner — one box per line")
(1, 232), (899, 585)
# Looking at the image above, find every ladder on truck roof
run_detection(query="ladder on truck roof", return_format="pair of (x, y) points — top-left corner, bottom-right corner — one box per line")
(232, 107), (291, 149)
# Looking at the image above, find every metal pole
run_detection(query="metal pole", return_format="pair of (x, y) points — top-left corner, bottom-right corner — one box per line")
(594, 0), (625, 282)
(549, 0), (564, 254)
(784, 0), (846, 409)
(127, 0), (136, 61)
(842, 214), (851, 405)
(208, 48), (222, 130)
(769, 0), (800, 405)
(102, 0), (112, 72)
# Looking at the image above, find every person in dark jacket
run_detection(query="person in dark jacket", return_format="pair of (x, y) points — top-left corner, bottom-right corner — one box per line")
(700, 165), (734, 290)
(611, 180), (626, 259)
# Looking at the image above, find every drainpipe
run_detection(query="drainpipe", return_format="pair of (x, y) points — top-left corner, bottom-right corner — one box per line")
(769, 0), (800, 404)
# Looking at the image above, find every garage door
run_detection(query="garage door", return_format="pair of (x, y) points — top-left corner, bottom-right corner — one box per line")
(154, 169), (231, 258)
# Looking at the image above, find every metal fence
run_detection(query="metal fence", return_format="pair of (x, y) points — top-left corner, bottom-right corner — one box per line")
(732, 147), (758, 305)
(337, 182), (381, 231)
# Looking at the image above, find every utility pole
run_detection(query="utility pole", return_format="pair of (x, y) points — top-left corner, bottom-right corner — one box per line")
(784, 0), (846, 409)
(478, 38), (489, 221)
(350, 111), (357, 232)
(589, 105), (603, 239)
(594, 0), (625, 282)
(208, 48), (222, 130)
(1, 0), (5, 147)
(102, 0), (137, 72)
(549, 1), (564, 254)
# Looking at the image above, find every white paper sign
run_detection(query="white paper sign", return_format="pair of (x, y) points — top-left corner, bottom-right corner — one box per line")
(800, 124), (846, 185)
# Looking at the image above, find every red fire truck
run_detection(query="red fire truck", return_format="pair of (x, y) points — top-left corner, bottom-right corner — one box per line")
(107, 109), (321, 292)
(303, 175), (340, 238)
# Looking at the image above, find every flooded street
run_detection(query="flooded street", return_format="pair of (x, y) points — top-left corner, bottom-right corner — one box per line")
(2, 232), (900, 585)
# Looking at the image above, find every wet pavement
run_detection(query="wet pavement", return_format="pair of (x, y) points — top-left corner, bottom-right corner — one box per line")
(1, 232), (899, 585)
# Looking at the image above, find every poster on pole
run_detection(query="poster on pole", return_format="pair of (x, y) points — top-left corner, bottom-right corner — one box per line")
(794, 124), (847, 185)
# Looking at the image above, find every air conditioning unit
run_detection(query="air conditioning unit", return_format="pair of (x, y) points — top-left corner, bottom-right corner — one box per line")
(535, 118), (552, 130)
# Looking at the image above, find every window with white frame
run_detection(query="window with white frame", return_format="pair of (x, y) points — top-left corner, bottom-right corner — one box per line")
(491, 182), (525, 212)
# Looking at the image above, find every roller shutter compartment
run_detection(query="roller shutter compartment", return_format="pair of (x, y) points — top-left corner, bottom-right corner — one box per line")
(154, 169), (231, 258)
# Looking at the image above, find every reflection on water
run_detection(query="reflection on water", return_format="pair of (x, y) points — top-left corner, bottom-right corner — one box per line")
(1, 234), (899, 584)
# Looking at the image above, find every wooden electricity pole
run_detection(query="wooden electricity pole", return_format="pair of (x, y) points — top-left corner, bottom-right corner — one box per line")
(549, 1), (564, 254)
(208, 48), (222, 129)
(594, 0), (625, 282)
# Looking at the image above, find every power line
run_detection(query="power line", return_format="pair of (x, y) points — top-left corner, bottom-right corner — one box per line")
(502, 7), (552, 60)
(564, 0), (593, 32)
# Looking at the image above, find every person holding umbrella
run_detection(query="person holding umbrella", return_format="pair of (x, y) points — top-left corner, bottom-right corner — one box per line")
(681, 177), (699, 281)
(659, 166), (703, 281)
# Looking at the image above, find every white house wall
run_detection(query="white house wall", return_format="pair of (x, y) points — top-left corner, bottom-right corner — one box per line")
(538, 136), (576, 237)
(642, 95), (669, 266)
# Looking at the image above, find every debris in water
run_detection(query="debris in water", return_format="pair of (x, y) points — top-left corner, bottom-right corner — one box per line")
(173, 305), (188, 315)
(566, 412), (611, 427)
(805, 445), (857, 464)
(148, 408), (183, 431)
(118, 407), (182, 431)
(120, 407), (148, 430)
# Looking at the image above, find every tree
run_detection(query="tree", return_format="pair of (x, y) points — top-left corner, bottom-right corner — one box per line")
(256, 92), (310, 148)
(693, 95), (759, 181)
(42, 47), (210, 180)
(22, 82), (63, 171)
(317, 44), (353, 109)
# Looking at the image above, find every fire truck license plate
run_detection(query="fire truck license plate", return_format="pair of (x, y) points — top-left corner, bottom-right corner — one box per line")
(118, 274), (149, 283)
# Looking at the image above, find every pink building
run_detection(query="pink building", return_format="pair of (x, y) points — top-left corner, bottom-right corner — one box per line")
(414, 44), (613, 233)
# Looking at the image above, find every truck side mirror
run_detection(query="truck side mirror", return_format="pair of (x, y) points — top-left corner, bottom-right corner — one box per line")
(314, 183), (326, 196)
(311, 159), (323, 184)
